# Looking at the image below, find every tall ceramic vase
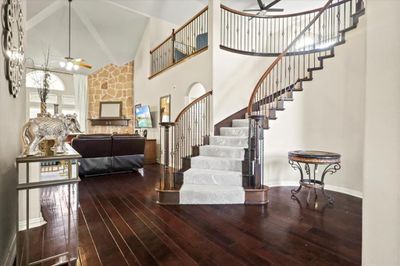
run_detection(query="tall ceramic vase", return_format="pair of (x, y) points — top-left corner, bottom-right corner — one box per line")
(38, 72), (50, 117)
(40, 101), (47, 115)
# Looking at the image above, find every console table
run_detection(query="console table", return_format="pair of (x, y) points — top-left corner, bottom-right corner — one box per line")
(288, 150), (341, 205)
(16, 144), (81, 265)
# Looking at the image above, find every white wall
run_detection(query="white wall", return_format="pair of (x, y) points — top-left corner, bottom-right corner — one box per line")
(264, 19), (367, 196)
(209, 1), (366, 196)
(134, 16), (212, 144)
(362, 0), (400, 264)
(210, 0), (275, 123)
(0, 1), (27, 264)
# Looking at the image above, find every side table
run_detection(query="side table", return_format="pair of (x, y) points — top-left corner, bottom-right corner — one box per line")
(288, 150), (341, 205)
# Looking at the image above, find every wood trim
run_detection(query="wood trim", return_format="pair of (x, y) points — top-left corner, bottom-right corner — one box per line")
(220, 0), (349, 19)
(149, 6), (207, 54)
(155, 189), (180, 205)
(175, 90), (212, 123)
(220, 44), (336, 57)
(220, 45), (278, 57)
(247, 0), (334, 114)
(150, 36), (173, 54)
(245, 186), (269, 205)
(148, 46), (208, 79)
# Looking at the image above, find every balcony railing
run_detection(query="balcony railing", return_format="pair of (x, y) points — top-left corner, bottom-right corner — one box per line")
(159, 91), (212, 190)
(149, 7), (208, 78)
(221, 0), (355, 56)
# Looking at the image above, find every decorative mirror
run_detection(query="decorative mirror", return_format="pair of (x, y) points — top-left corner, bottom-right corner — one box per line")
(99, 101), (123, 118)
(2, 0), (25, 98)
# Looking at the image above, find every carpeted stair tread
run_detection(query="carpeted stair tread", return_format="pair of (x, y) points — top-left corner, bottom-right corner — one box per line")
(232, 119), (249, 127)
(210, 136), (248, 148)
(183, 168), (242, 186)
(180, 184), (245, 204)
(199, 145), (245, 159)
(220, 127), (248, 137)
(191, 156), (243, 172)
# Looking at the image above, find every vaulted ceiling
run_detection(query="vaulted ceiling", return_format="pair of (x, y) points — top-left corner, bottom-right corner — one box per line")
(27, 0), (326, 74)
(26, 0), (207, 74)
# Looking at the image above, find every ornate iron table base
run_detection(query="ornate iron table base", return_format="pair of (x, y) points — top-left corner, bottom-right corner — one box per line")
(289, 151), (341, 206)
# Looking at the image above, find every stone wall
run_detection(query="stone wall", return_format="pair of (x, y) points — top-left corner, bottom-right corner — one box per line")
(88, 62), (134, 134)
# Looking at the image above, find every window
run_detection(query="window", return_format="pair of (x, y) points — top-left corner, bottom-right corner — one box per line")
(26, 71), (65, 91)
(26, 70), (78, 119)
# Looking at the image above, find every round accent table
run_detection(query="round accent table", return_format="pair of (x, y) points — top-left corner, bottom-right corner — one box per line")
(288, 150), (341, 205)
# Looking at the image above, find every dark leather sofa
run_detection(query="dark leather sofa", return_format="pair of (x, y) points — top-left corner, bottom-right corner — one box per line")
(71, 134), (145, 177)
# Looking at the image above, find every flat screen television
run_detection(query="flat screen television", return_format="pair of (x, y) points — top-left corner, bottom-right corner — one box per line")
(135, 105), (153, 128)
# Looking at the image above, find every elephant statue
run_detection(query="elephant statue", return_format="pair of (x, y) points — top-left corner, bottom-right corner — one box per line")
(22, 114), (81, 156)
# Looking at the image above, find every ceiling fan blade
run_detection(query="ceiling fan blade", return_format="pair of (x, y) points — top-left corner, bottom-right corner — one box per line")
(257, 0), (266, 9)
(243, 8), (262, 12)
(78, 62), (93, 69)
(267, 8), (284, 12)
(265, 0), (282, 9)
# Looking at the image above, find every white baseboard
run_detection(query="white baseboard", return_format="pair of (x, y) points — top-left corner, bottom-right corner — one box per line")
(18, 216), (47, 231)
(2, 234), (16, 266)
(267, 181), (363, 198)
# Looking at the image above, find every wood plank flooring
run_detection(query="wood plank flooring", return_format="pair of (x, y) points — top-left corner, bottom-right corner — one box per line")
(76, 165), (362, 266)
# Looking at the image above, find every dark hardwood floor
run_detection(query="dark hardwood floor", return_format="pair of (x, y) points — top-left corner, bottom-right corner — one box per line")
(75, 164), (361, 266)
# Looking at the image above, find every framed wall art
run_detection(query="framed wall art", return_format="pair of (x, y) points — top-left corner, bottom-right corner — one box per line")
(159, 95), (171, 123)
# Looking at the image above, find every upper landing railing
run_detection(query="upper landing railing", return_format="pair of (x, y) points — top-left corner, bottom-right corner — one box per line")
(149, 7), (208, 79)
(221, 0), (359, 56)
(247, 0), (364, 116)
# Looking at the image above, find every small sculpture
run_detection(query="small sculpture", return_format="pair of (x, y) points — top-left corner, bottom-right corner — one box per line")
(22, 114), (81, 156)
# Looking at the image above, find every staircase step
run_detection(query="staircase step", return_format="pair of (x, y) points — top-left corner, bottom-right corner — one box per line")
(232, 119), (249, 127)
(220, 127), (248, 137)
(183, 168), (242, 186)
(210, 136), (248, 148)
(293, 82), (303, 91)
(199, 145), (245, 159)
(180, 184), (245, 204)
(269, 109), (277, 120)
(191, 156), (242, 171)
(276, 99), (285, 110)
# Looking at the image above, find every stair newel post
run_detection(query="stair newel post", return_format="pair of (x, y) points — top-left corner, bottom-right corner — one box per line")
(160, 122), (175, 190)
(171, 29), (176, 64)
(249, 115), (265, 189)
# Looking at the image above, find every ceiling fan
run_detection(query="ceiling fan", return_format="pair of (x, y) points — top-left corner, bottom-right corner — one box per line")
(59, 0), (92, 71)
(243, 0), (284, 15)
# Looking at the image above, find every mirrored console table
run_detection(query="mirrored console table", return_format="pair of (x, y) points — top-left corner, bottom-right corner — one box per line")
(16, 144), (81, 266)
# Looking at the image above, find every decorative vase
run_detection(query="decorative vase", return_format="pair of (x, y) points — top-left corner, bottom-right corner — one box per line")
(40, 101), (47, 114)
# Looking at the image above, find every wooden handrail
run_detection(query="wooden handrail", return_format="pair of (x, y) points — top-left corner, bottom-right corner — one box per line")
(150, 6), (208, 54)
(150, 36), (172, 54)
(175, 6), (208, 34)
(247, 0), (334, 114)
(175, 91), (212, 123)
(221, 0), (348, 19)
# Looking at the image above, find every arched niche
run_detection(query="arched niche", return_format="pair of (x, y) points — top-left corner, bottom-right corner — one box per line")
(185, 82), (206, 105)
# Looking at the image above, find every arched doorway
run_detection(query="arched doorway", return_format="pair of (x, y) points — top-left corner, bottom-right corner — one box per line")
(186, 82), (206, 105)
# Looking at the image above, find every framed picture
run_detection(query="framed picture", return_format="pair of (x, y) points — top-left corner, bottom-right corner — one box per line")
(99, 101), (122, 118)
(160, 95), (171, 123)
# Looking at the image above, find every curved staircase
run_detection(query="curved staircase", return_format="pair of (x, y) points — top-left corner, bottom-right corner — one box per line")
(157, 0), (365, 205)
